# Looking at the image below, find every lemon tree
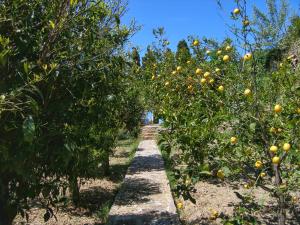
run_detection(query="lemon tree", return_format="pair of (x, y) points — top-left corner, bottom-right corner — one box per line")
(143, 1), (299, 224)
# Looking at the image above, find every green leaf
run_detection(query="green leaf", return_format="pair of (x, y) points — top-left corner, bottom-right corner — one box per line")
(249, 122), (256, 132)
(22, 116), (36, 143)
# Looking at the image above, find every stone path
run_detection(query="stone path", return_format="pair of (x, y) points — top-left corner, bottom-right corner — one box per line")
(107, 125), (180, 225)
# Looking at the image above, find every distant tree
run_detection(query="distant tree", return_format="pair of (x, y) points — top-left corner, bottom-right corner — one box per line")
(253, 0), (290, 49)
(175, 40), (191, 65)
(131, 47), (141, 66)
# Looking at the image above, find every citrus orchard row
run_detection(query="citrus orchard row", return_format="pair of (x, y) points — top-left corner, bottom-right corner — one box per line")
(141, 3), (299, 224)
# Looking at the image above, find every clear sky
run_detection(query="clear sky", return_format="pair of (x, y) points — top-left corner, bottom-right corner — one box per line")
(123, 0), (300, 54)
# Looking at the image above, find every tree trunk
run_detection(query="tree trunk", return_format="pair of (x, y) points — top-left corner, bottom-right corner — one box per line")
(69, 176), (80, 207)
(0, 180), (17, 225)
(274, 164), (286, 225)
(102, 150), (110, 176)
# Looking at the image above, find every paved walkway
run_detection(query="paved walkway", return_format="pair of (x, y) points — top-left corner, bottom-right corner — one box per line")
(108, 125), (180, 225)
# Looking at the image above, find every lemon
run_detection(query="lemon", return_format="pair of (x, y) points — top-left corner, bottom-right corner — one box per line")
(272, 156), (280, 164)
(233, 8), (240, 15)
(151, 75), (155, 80)
(217, 50), (222, 55)
(255, 160), (263, 169)
(230, 136), (238, 144)
(177, 202), (183, 209)
(244, 184), (250, 189)
(210, 210), (219, 219)
(172, 71), (177, 75)
(218, 85), (224, 92)
(260, 172), (266, 177)
(203, 72), (210, 78)
(274, 104), (282, 113)
(269, 145), (278, 153)
(195, 68), (202, 75)
(292, 196), (298, 204)
(283, 143), (291, 152)
(206, 50), (211, 55)
(215, 68), (221, 73)
(193, 40), (200, 46)
(176, 66), (182, 72)
(225, 45), (232, 51)
(185, 178), (191, 186)
(200, 78), (207, 84)
(223, 55), (230, 62)
(217, 169), (224, 179)
(165, 81), (170, 86)
(243, 20), (250, 26)
(186, 60), (191, 64)
(209, 79), (215, 84)
(243, 53), (252, 61)
(244, 88), (251, 96)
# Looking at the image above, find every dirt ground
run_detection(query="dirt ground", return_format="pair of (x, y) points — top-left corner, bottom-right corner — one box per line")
(178, 179), (300, 225)
(13, 138), (138, 225)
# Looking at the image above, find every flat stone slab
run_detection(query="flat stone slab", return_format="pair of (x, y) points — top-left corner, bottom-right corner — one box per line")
(107, 138), (180, 225)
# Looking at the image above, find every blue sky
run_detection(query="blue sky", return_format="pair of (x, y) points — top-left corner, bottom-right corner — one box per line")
(123, 0), (300, 54)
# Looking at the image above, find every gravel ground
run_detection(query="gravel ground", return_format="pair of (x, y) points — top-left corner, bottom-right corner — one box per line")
(179, 180), (300, 225)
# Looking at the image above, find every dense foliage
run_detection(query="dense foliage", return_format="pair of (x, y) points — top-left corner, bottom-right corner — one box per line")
(0, 0), (143, 223)
(142, 1), (299, 224)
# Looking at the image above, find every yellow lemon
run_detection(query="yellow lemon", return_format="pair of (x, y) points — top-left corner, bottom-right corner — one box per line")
(204, 72), (210, 78)
(255, 160), (263, 169)
(185, 178), (191, 186)
(269, 145), (278, 153)
(177, 202), (183, 209)
(165, 81), (170, 86)
(193, 39), (200, 46)
(233, 8), (240, 15)
(283, 143), (291, 152)
(243, 20), (250, 26)
(225, 45), (232, 51)
(176, 66), (182, 72)
(292, 196), (298, 204)
(243, 53), (252, 61)
(272, 156), (280, 164)
(230, 136), (238, 144)
(218, 85), (224, 92)
(217, 50), (222, 55)
(195, 68), (202, 75)
(187, 60), (191, 64)
(260, 172), (266, 177)
(210, 210), (219, 219)
(209, 79), (215, 84)
(215, 68), (221, 73)
(274, 104), (282, 113)
(244, 88), (251, 96)
(151, 75), (155, 80)
(201, 78), (207, 84)
(244, 184), (250, 189)
(217, 169), (224, 179)
(206, 50), (211, 55)
(172, 70), (177, 75)
(223, 55), (230, 62)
